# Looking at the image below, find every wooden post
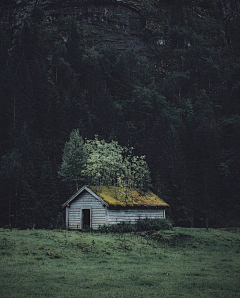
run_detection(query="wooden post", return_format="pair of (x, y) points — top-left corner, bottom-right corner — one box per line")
(66, 206), (69, 229)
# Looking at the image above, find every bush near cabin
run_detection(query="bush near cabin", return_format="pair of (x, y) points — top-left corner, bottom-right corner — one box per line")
(98, 218), (173, 233)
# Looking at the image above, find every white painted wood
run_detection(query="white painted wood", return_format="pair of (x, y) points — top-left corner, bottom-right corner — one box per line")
(66, 206), (69, 229)
(105, 207), (109, 225)
(108, 208), (164, 224)
(68, 190), (106, 230)
(62, 185), (108, 208)
(66, 188), (167, 230)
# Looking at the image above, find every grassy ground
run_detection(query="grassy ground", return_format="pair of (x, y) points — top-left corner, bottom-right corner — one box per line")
(0, 227), (240, 298)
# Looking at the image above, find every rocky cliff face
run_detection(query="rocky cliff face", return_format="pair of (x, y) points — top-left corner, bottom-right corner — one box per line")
(1, 0), (240, 61)
(1, 0), (240, 59)
(0, 0), (151, 58)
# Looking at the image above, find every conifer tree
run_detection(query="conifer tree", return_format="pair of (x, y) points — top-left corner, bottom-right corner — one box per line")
(58, 129), (85, 190)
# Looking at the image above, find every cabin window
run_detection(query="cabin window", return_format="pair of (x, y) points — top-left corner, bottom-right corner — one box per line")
(82, 209), (91, 229)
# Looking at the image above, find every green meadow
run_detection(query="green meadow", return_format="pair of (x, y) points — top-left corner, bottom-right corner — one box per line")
(0, 228), (239, 298)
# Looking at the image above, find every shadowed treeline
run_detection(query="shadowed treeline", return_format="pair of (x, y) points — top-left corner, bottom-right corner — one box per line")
(0, 0), (240, 228)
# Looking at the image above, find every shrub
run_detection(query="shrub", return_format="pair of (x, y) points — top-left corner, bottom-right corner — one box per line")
(136, 218), (173, 231)
(98, 218), (172, 233)
(98, 221), (135, 233)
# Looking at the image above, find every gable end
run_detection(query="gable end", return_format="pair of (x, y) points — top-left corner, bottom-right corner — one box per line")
(62, 186), (109, 208)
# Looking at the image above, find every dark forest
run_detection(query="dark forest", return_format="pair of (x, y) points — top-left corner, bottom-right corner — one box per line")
(0, 0), (240, 228)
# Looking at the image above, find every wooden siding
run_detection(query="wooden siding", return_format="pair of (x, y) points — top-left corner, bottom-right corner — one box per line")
(68, 190), (106, 230)
(108, 208), (164, 225)
(66, 188), (167, 230)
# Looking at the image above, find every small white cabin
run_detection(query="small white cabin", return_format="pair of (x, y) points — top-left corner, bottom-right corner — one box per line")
(62, 186), (169, 230)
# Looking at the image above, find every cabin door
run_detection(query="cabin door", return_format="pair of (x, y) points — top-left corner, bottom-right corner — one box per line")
(82, 209), (91, 229)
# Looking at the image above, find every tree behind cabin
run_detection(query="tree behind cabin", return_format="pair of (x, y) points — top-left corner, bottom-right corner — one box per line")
(58, 129), (85, 190)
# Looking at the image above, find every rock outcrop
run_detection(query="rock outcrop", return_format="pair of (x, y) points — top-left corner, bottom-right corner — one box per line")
(0, 0), (149, 57)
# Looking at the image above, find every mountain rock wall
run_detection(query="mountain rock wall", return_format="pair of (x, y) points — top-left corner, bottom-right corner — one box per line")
(1, 0), (149, 57)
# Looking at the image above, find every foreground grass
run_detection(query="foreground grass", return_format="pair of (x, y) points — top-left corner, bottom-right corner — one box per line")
(0, 228), (240, 298)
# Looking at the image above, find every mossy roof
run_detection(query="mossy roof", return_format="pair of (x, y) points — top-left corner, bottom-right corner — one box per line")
(89, 186), (169, 208)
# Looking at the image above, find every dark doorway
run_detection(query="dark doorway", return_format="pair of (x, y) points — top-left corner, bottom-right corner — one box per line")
(82, 209), (91, 229)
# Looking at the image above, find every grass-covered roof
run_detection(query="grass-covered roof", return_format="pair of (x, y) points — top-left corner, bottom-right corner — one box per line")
(89, 186), (169, 208)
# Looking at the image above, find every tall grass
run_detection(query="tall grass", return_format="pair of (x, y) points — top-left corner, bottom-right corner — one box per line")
(0, 228), (239, 298)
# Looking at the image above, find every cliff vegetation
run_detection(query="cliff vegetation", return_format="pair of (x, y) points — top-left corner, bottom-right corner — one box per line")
(0, 0), (240, 228)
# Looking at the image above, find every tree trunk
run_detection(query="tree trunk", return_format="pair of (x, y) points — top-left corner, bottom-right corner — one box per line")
(204, 164), (209, 231)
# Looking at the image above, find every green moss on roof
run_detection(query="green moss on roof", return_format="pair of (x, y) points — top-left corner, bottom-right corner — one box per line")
(89, 186), (169, 207)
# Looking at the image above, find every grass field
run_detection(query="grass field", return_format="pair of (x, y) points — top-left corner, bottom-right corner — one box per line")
(0, 227), (240, 298)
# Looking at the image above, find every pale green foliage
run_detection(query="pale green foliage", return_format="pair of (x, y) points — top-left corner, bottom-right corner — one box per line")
(59, 132), (151, 191)
(118, 153), (151, 198)
(58, 129), (85, 189)
(82, 136), (125, 187)
(127, 155), (151, 190)
(83, 135), (151, 191)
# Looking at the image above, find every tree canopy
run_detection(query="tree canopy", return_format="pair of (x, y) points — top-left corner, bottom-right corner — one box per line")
(59, 133), (152, 194)
(58, 129), (85, 190)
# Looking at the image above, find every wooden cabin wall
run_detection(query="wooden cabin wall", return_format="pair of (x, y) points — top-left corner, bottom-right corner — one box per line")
(108, 208), (165, 225)
(67, 190), (107, 229)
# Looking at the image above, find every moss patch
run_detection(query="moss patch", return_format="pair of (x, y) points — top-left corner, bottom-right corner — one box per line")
(89, 186), (169, 207)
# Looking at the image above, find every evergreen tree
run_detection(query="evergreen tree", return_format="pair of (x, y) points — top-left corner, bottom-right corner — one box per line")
(58, 129), (85, 190)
